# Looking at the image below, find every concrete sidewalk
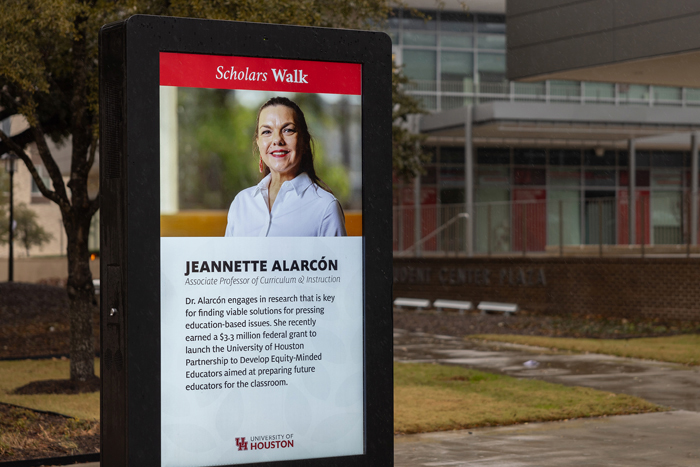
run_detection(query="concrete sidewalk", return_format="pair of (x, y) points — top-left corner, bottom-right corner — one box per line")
(81, 412), (700, 467)
(395, 410), (700, 466)
(393, 328), (700, 466)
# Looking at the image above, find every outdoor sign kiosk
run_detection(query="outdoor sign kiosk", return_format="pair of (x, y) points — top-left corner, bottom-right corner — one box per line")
(99, 15), (393, 467)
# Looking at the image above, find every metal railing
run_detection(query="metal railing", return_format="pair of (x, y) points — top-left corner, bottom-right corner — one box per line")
(403, 212), (469, 253)
(404, 80), (700, 112)
(394, 194), (700, 257)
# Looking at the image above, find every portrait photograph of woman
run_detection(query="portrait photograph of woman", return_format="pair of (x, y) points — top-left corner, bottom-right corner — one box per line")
(225, 96), (347, 237)
(160, 87), (362, 239)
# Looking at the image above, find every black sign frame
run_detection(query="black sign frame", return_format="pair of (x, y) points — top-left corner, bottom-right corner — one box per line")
(99, 15), (393, 467)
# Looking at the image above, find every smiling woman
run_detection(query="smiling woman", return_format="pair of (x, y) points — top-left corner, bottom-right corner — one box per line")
(224, 96), (347, 237)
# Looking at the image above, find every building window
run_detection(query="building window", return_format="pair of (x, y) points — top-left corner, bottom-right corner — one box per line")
(440, 11), (473, 32)
(548, 190), (581, 245)
(514, 148), (546, 166)
(619, 84), (649, 101)
(584, 149), (616, 167)
(440, 34), (472, 48)
(549, 168), (580, 186)
(477, 34), (505, 50)
(585, 170), (616, 187)
(403, 31), (437, 46)
(514, 168), (546, 186)
(477, 53), (506, 89)
(549, 149), (581, 166)
(403, 49), (437, 89)
(651, 169), (682, 189)
(550, 80), (580, 98)
(475, 14), (505, 34)
(636, 151), (651, 167)
(651, 151), (684, 168)
(654, 86), (682, 102)
(651, 192), (682, 244)
(440, 51), (473, 92)
(402, 9), (437, 30)
(476, 166), (509, 186)
(441, 146), (466, 164)
(620, 170), (650, 187)
(477, 147), (509, 165)
(584, 82), (615, 99)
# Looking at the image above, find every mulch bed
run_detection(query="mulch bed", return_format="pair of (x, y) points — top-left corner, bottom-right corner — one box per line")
(13, 377), (101, 396)
(0, 403), (99, 462)
(0, 282), (99, 360)
(1, 282), (101, 462)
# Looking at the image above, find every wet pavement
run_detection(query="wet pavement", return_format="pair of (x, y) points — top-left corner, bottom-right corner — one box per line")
(394, 329), (700, 411)
(394, 328), (700, 466)
(395, 410), (700, 467)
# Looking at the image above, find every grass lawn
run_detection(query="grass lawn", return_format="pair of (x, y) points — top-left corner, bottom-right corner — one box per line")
(472, 334), (700, 366)
(394, 362), (663, 434)
(0, 359), (664, 436)
(0, 359), (100, 420)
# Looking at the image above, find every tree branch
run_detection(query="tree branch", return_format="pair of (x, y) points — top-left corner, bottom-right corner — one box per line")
(76, 133), (97, 179)
(30, 122), (70, 206)
(2, 86), (71, 208)
(0, 128), (65, 207)
(0, 127), (34, 155)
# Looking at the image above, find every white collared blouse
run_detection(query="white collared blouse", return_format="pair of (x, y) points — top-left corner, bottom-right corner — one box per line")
(224, 172), (347, 237)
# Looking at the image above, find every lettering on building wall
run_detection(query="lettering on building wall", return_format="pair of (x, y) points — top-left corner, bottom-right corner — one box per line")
(393, 267), (432, 284)
(439, 268), (490, 286)
(498, 268), (546, 286)
(395, 265), (546, 288)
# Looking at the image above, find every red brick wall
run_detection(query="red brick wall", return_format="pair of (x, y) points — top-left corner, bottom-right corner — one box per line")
(393, 257), (700, 321)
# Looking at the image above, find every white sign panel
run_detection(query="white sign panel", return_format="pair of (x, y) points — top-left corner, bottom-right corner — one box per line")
(161, 237), (364, 466)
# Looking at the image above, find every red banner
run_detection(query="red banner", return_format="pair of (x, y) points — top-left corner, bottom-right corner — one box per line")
(160, 52), (361, 95)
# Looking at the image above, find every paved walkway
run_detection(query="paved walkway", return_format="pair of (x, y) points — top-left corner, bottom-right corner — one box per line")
(394, 329), (700, 411)
(395, 410), (700, 466)
(394, 328), (700, 466)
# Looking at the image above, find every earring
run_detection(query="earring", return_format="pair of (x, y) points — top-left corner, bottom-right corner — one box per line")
(259, 156), (264, 173)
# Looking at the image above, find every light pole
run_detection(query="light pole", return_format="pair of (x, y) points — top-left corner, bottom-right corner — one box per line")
(2, 153), (18, 282)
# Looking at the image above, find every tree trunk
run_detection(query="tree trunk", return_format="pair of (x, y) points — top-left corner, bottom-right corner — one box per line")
(65, 215), (96, 381)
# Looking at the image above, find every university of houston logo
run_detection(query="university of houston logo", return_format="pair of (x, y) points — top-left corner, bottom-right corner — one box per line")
(235, 436), (295, 451)
(235, 437), (248, 451)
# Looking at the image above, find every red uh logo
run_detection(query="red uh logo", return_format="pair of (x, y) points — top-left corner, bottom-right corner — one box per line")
(235, 437), (248, 451)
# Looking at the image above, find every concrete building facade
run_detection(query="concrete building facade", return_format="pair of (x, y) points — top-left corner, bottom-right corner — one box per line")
(392, 1), (700, 318)
(392, 0), (700, 258)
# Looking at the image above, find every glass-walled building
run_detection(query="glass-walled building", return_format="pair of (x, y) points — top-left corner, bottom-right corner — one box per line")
(395, 144), (693, 254)
(389, 8), (700, 112)
(389, 9), (507, 111)
(390, 6), (700, 255)
(471, 147), (689, 253)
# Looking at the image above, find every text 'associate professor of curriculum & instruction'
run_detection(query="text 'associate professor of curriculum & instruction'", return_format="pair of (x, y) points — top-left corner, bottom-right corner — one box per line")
(224, 96), (347, 237)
